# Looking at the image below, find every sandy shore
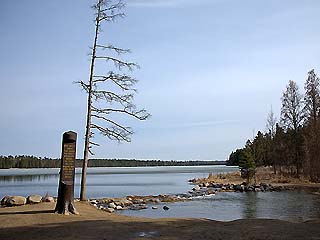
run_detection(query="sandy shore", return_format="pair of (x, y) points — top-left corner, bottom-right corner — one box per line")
(1, 202), (320, 240)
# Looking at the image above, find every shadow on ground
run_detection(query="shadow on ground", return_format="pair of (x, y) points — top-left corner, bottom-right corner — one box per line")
(1, 212), (320, 240)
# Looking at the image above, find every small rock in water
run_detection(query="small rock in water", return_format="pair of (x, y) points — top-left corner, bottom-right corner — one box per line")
(163, 206), (169, 211)
(130, 204), (147, 210)
(152, 206), (158, 209)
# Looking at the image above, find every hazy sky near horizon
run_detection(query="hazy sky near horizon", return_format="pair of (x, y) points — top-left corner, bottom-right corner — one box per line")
(1, 0), (320, 160)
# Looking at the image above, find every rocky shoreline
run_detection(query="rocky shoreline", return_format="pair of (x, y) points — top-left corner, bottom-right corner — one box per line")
(1, 194), (55, 207)
(87, 177), (297, 213)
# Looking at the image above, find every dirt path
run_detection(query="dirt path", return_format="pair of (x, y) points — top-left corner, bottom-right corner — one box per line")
(1, 202), (320, 240)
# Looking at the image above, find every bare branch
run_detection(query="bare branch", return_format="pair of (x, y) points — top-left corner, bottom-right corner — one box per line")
(100, 0), (125, 13)
(89, 141), (100, 147)
(96, 44), (131, 55)
(95, 56), (139, 71)
(93, 72), (138, 91)
(74, 81), (90, 93)
(100, 13), (125, 22)
(91, 123), (131, 142)
(92, 90), (134, 109)
(92, 114), (133, 134)
(92, 106), (151, 121)
(88, 148), (95, 156)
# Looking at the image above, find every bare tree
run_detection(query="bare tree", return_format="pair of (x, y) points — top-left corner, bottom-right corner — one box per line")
(266, 106), (277, 138)
(77, 0), (150, 201)
(281, 80), (305, 131)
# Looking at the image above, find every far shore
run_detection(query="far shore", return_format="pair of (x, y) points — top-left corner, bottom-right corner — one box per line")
(190, 166), (320, 191)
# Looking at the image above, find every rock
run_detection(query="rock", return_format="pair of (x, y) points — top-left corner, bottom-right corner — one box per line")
(260, 183), (269, 191)
(27, 195), (42, 204)
(233, 184), (245, 192)
(90, 199), (98, 205)
(148, 198), (160, 203)
(247, 186), (254, 192)
(1, 196), (11, 206)
(130, 204), (147, 210)
(116, 205), (123, 210)
(108, 202), (116, 209)
(152, 206), (158, 209)
(42, 194), (55, 202)
(121, 199), (133, 206)
(5, 196), (26, 206)
(206, 190), (216, 195)
(132, 198), (145, 204)
(163, 205), (170, 211)
(193, 185), (201, 191)
(105, 208), (115, 213)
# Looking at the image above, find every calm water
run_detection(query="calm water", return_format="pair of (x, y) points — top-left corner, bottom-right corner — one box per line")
(0, 166), (319, 222)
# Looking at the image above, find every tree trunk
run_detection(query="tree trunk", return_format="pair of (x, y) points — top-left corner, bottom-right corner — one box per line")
(80, 0), (101, 201)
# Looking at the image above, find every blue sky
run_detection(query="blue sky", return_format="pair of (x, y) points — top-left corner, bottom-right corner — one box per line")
(1, 0), (320, 160)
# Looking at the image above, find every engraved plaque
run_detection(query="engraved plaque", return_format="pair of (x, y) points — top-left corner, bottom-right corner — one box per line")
(62, 142), (76, 184)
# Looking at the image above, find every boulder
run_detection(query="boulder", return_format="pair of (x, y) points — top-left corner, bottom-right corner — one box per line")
(150, 198), (160, 203)
(105, 208), (115, 213)
(116, 205), (123, 210)
(42, 195), (54, 202)
(41, 193), (54, 202)
(27, 195), (42, 204)
(5, 196), (26, 206)
(132, 198), (145, 204)
(108, 202), (116, 209)
(247, 186), (254, 192)
(120, 199), (133, 206)
(193, 185), (201, 191)
(130, 204), (147, 210)
(1, 196), (11, 206)
(233, 184), (245, 192)
(163, 205), (170, 211)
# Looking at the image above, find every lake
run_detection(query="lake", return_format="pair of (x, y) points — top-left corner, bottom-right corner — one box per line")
(1, 165), (319, 222)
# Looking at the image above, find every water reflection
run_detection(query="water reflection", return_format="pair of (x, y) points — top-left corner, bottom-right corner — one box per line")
(242, 192), (258, 219)
(0, 174), (58, 182)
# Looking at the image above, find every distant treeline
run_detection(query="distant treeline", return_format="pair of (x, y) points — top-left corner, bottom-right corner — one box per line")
(0, 155), (225, 169)
(227, 69), (320, 182)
